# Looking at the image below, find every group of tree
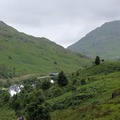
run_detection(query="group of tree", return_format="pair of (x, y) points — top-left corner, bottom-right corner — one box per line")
(8, 71), (68, 119)
(10, 88), (51, 120)
(0, 70), (70, 120)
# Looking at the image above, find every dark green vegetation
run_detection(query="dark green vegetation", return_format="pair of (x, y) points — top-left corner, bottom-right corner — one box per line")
(0, 21), (90, 77)
(58, 71), (68, 86)
(0, 77), (52, 120)
(1, 61), (120, 119)
(68, 20), (120, 59)
(95, 56), (101, 65)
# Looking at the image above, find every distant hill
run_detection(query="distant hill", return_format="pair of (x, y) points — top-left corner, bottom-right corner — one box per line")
(67, 20), (120, 59)
(0, 21), (90, 76)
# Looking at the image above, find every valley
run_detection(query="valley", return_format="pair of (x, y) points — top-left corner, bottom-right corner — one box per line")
(0, 21), (120, 120)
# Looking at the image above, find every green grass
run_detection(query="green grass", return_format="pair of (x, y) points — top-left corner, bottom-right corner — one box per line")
(0, 22), (91, 76)
(51, 102), (120, 120)
(0, 107), (17, 120)
(79, 61), (120, 77)
(51, 73), (120, 120)
(50, 62), (120, 120)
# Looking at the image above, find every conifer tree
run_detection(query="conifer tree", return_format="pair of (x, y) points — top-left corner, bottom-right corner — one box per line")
(58, 71), (68, 86)
(95, 56), (100, 65)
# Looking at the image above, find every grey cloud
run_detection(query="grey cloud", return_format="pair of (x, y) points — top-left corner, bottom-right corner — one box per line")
(0, 0), (120, 47)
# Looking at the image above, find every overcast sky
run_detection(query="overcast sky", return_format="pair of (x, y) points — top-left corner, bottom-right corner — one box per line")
(0, 0), (120, 48)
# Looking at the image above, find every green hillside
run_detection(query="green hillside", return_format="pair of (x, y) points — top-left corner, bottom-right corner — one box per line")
(51, 62), (120, 120)
(1, 21), (120, 120)
(1, 61), (120, 120)
(67, 20), (120, 60)
(0, 21), (90, 76)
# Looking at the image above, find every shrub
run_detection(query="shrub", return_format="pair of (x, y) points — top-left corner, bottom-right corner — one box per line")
(53, 87), (62, 97)
(81, 79), (86, 85)
(42, 80), (51, 90)
(26, 103), (51, 120)
(71, 86), (77, 91)
(112, 88), (120, 99)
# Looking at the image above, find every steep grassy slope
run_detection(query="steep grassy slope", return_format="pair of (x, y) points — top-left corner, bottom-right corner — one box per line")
(50, 62), (120, 120)
(79, 61), (120, 77)
(0, 21), (90, 76)
(51, 72), (120, 120)
(68, 20), (120, 59)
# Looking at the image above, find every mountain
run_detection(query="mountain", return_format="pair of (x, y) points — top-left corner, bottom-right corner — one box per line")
(67, 20), (120, 59)
(0, 21), (90, 76)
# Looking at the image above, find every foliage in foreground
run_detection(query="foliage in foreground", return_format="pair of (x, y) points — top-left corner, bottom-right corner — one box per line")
(1, 62), (120, 120)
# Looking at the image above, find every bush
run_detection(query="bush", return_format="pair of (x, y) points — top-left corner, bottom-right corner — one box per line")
(53, 87), (62, 97)
(81, 79), (86, 85)
(42, 80), (51, 90)
(71, 86), (77, 91)
(112, 88), (120, 99)
(0, 90), (10, 107)
(72, 79), (78, 85)
(26, 103), (51, 120)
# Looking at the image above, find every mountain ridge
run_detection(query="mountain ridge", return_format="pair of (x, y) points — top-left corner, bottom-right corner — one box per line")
(67, 20), (120, 59)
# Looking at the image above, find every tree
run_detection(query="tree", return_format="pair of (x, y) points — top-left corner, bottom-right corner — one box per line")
(26, 103), (51, 120)
(58, 71), (68, 86)
(95, 56), (100, 65)
(42, 80), (51, 90)
(26, 90), (50, 120)
(10, 95), (22, 111)
(27, 90), (45, 104)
